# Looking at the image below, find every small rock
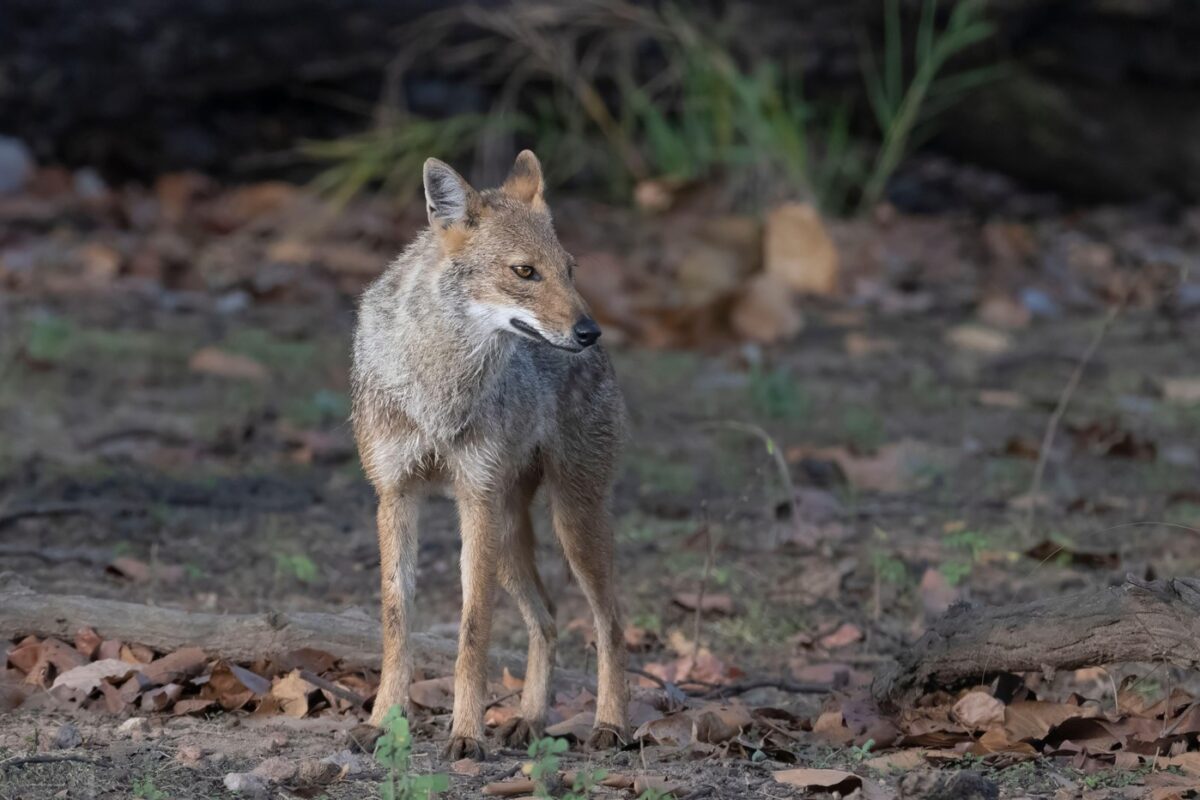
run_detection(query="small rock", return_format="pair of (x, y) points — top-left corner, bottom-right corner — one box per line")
(118, 717), (150, 737)
(252, 756), (297, 784)
(223, 771), (269, 797)
(764, 202), (839, 295)
(0, 136), (35, 194)
(900, 770), (998, 800)
(52, 723), (82, 750)
(214, 290), (252, 315)
(176, 745), (205, 767)
(295, 759), (341, 787)
(322, 749), (368, 777)
(1019, 287), (1062, 319)
(73, 168), (108, 200)
(268, 731), (289, 750)
(977, 295), (1030, 329)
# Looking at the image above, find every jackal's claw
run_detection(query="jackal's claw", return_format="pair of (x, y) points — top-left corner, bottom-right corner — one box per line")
(445, 735), (486, 761)
(496, 717), (543, 748)
(585, 724), (626, 751)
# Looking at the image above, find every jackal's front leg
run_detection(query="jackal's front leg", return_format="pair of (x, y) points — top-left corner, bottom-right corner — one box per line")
(371, 488), (419, 726)
(447, 490), (502, 760)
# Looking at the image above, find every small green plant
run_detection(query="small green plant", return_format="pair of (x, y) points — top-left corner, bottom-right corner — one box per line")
(939, 528), (991, 586)
(528, 736), (570, 798)
(375, 706), (449, 800)
(858, 0), (999, 210)
(274, 552), (320, 584)
(132, 776), (168, 800)
(748, 364), (810, 421)
(24, 315), (75, 364)
(841, 405), (885, 451)
(849, 738), (876, 763)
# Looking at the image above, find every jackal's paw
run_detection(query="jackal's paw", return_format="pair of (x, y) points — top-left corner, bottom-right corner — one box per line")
(444, 735), (486, 761)
(347, 723), (384, 754)
(585, 724), (627, 751)
(496, 717), (544, 748)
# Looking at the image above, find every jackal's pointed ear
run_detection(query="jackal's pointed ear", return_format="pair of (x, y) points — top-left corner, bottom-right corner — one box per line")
(423, 158), (477, 229)
(501, 150), (545, 209)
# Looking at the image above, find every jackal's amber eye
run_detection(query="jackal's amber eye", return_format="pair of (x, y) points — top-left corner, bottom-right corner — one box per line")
(511, 264), (538, 280)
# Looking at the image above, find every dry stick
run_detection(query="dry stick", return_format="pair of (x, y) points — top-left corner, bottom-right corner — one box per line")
(1022, 303), (1122, 541)
(690, 521), (714, 672)
(298, 669), (367, 709)
(698, 421), (797, 547)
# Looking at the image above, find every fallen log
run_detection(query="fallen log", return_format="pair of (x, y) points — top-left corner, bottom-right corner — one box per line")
(0, 572), (494, 680)
(873, 575), (1200, 709)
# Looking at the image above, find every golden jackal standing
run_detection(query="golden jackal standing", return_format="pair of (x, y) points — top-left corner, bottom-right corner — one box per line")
(352, 151), (628, 759)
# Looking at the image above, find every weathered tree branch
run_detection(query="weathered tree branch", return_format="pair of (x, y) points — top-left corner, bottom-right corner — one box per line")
(0, 573), (459, 678)
(873, 576), (1200, 709)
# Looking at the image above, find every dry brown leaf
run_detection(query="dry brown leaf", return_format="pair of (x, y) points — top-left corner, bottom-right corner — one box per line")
(173, 698), (216, 716)
(141, 683), (184, 712)
(484, 705), (519, 728)
(501, 667), (525, 691)
(545, 711), (596, 742)
(978, 389), (1028, 409)
(7, 636), (41, 674)
(51, 659), (140, 694)
(729, 272), (804, 343)
(142, 647), (207, 686)
(812, 709), (854, 745)
(953, 691), (1005, 731)
(408, 676), (455, 712)
(692, 703), (753, 743)
(791, 439), (950, 494)
(271, 670), (313, 718)
(844, 332), (898, 358)
(764, 202), (839, 296)
(188, 347), (269, 382)
(671, 592), (733, 615)
(632, 712), (693, 747)
(24, 637), (87, 687)
(919, 568), (962, 617)
(74, 628), (102, 659)
(773, 768), (861, 793)
(106, 556), (185, 584)
(1004, 700), (1100, 742)
(946, 324), (1013, 355)
(978, 295), (1031, 329)
(203, 661), (257, 710)
(818, 622), (863, 650)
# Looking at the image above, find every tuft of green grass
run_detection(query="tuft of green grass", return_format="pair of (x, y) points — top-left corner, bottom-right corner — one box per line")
(841, 405), (885, 452)
(858, 0), (999, 210)
(132, 776), (168, 800)
(307, 0), (996, 215)
(375, 706), (449, 800)
(748, 364), (810, 421)
(274, 552), (320, 584)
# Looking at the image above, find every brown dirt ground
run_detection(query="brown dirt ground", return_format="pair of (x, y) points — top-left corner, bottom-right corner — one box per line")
(2, 200), (1200, 799)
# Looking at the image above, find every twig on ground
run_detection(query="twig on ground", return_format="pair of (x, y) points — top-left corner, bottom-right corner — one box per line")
(700, 678), (830, 700)
(0, 502), (127, 530)
(1022, 304), (1122, 540)
(0, 754), (103, 771)
(299, 669), (367, 708)
(690, 522), (714, 671)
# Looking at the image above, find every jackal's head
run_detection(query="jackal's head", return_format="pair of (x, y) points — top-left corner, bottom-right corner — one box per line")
(423, 151), (600, 353)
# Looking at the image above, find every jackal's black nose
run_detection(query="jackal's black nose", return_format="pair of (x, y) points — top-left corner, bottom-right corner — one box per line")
(573, 316), (601, 348)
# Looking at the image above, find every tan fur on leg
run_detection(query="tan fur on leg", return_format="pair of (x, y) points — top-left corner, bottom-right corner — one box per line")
(371, 488), (420, 726)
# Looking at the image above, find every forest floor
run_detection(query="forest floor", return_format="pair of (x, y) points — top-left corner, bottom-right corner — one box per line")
(2, 168), (1200, 798)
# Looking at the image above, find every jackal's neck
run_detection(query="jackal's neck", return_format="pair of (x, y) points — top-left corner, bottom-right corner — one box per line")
(355, 233), (515, 438)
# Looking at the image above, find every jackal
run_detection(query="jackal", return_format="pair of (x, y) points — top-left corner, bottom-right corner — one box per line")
(351, 151), (628, 759)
